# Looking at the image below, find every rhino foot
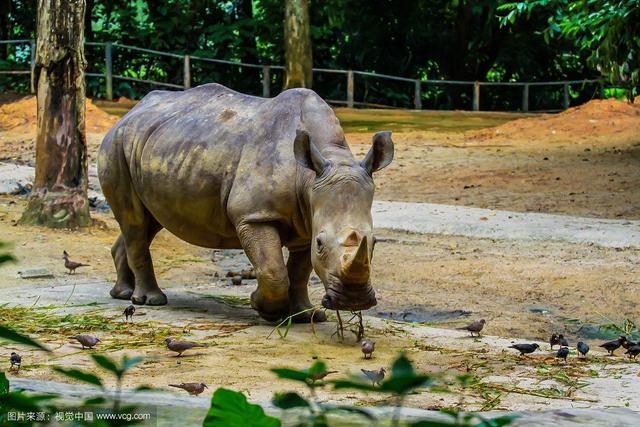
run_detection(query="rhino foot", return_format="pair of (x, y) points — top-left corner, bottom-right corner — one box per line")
(131, 289), (167, 305)
(110, 285), (134, 300)
(291, 309), (327, 324)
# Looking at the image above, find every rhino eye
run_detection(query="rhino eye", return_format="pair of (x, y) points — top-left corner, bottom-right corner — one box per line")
(315, 232), (326, 252)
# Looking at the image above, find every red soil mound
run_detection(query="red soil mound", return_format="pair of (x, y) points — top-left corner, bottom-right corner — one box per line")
(0, 95), (119, 133)
(467, 98), (640, 144)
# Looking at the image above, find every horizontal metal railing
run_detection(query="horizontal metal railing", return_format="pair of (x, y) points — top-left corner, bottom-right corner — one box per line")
(0, 39), (605, 112)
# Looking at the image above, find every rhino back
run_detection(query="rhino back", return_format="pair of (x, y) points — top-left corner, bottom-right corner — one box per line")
(99, 84), (336, 248)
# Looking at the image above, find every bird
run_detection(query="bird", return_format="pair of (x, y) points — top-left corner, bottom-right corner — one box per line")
(577, 341), (590, 358)
(361, 368), (386, 386)
(508, 343), (540, 356)
(558, 334), (569, 347)
(123, 304), (135, 322)
(625, 345), (640, 360)
(549, 333), (560, 350)
(361, 340), (375, 359)
(165, 338), (206, 357)
(308, 370), (338, 382)
(457, 319), (486, 337)
(556, 346), (570, 362)
(622, 339), (637, 350)
(169, 382), (208, 396)
(70, 335), (100, 349)
(9, 352), (21, 372)
(63, 251), (89, 274)
(599, 336), (627, 355)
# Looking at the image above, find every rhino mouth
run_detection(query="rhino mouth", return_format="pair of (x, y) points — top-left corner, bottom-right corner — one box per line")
(321, 277), (377, 311)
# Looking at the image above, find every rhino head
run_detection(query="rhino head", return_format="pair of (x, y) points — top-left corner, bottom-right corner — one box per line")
(294, 129), (394, 311)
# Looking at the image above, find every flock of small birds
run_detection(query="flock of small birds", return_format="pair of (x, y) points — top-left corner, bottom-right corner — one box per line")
(8, 255), (640, 396)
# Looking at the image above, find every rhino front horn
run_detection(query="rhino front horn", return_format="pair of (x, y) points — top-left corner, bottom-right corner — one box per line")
(341, 238), (370, 283)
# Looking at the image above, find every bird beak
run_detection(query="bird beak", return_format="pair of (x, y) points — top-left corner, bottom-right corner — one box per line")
(204, 385), (208, 388)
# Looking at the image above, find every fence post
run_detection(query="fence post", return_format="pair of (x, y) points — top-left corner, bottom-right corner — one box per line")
(29, 40), (35, 94)
(262, 65), (271, 98)
(472, 81), (480, 111)
(105, 42), (113, 101)
(522, 83), (529, 112)
(183, 55), (191, 89)
(347, 70), (354, 108)
(414, 80), (422, 110)
(563, 83), (570, 109)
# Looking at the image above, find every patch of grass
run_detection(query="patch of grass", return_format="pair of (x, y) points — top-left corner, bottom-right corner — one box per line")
(0, 304), (180, 351)
(198, 294), (251, 308)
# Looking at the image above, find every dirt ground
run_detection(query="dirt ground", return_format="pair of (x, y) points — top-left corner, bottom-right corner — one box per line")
(2, 95), (639, 219)
(1, 198), (639, 411)
(1, 95), (640, 413)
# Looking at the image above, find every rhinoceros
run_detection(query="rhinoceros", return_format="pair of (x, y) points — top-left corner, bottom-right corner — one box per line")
(98, 83), (394, 323)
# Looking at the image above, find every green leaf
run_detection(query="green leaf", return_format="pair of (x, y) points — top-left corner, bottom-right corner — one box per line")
(83, 396), (108, 405)
(270, 368), (310, 383)
(0, 372), (9, 395)
(53, 367), (103, 388)
(324, 406), (376, 420)
(0, 324), (51, 352)
(203, 388), (281, 427)
(475, 414), (520, 427)
(330, 379), (378, 392)
(272, 392), (310, 409)
(121, 355), (144, 374)
(91, 354), (120, 376)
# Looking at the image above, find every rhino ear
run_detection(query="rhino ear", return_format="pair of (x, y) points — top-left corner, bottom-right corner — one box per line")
(293, 129), (329, 175)
(361, 131), (394, 174)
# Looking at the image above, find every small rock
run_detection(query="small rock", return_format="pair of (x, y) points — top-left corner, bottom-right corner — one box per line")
(18, 268), (54, 279)
(231, 275), (243, 286)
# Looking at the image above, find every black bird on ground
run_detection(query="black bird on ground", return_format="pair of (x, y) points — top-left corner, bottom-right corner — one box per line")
(457, 319), (486, 337)
(556, 347), (570, 362)
(9, 352), (21, 372)
(361, 368), (386, 386)
(123, 304), (135, 322)
(62, 251), (89, 274)
(508, 343), (540, 356)
(577, 341), (590, 358)
(622, 339), (637, 350)
(558, 334), (569, 347)
(600, 336), (627, 356)
(625, 345), (640, 360)
(550, 333), (560, 350)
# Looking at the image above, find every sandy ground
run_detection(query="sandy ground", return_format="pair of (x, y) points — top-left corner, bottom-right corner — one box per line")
(1, 97), (640, 417)
(1, 198), (639, 414)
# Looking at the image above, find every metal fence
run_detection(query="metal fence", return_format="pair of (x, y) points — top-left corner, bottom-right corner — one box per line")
(1, 39), (603, 112)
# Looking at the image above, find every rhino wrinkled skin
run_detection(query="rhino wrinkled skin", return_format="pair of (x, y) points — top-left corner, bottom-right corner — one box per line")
(98, 83), (394, 323)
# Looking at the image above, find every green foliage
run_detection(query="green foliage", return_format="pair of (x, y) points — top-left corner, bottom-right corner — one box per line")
(0, 324), (50, 352)
(203, 388), (281, 427)
(52, 367), (104, 388)
(1, 0), (600, 109)
(500, 0), (640, 98)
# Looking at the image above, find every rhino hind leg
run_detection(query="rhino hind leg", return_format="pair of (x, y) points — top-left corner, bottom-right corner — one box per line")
(237, 223), (290, 322)
(125, 215), (166, 306)
(109, 234), (135, 299)
(287, 248), (327, 323)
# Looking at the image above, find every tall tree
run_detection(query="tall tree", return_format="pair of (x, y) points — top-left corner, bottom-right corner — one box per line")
(21, 0), (90, 228)
(283, 0), (312, 89)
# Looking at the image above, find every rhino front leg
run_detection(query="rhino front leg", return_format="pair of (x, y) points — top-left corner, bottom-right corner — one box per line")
(237, 222), (290, 322)
(287, 248), (327, 323)
(109, 234), (135, 300)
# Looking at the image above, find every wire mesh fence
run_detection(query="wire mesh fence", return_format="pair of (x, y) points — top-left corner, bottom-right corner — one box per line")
(0, 39), (617, 112)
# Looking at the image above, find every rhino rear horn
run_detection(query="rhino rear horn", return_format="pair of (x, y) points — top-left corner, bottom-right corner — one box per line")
(294, 129), (329, 175)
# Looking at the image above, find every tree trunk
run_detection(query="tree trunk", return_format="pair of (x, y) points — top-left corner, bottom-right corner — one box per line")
(21, 0), (90, 228)
(283, 0), (312, 89)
